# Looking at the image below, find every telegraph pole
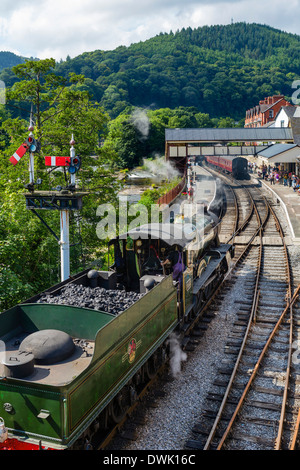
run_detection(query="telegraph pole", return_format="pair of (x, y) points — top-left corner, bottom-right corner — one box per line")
(60, 210), (70, 281)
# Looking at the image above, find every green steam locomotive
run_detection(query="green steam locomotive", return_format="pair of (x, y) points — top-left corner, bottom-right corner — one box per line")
(0, 210), (233, 449)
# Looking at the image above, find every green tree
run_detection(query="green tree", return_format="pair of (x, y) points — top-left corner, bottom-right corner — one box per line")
(103, 109), (151, 168)
(0, 59), (120, 311)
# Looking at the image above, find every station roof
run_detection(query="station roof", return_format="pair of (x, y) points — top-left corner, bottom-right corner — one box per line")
(257, 143), (299, 159)
(165, 127), (294, 143)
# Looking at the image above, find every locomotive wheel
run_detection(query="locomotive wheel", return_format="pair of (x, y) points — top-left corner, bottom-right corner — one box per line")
(203, 282), (213, 300)
(145, 351), (160, 379)
(110, 391), (128, 423)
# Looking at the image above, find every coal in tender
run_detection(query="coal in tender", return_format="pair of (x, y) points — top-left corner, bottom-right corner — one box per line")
(36, 283), (144, 315)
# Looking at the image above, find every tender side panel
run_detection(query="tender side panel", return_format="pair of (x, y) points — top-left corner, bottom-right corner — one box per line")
(0, 382), (62, 443)
(68, 276), (177, 438)
(0, 277), (177, 447)
(0, 304), (114, 447)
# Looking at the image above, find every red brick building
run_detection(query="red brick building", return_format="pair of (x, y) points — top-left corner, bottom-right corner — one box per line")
(245, 95), (292, 128)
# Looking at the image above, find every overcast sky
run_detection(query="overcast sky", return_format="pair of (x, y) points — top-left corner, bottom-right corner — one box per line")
(1, 0), (300, 61)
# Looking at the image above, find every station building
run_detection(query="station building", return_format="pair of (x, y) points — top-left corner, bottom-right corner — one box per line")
(165, 127), (294, 173)
(255, 144), (300, 174)
(165, 105), (300, 176)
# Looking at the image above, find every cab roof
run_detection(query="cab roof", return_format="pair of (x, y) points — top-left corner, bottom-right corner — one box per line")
(110, 223), (194, 248)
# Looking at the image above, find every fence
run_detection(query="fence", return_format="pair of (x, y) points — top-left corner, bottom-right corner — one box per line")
(156, 175), (186, 206)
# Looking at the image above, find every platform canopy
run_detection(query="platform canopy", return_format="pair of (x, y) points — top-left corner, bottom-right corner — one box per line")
(165, 127), (294, 144)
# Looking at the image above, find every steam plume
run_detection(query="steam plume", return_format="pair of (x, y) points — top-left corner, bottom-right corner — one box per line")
(131, 108), (150, 141)
(143, 155), (180, 181)
(168, 333), (187, 378)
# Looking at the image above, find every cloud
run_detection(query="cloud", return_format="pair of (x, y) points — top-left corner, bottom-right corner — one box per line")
(0, 0), (300, 60)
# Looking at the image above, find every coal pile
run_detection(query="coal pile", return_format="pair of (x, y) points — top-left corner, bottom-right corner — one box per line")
(36, 284), (144, 315)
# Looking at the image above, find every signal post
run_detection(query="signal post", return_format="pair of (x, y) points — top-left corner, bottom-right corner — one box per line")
(10, 120), (87, 282)
(59, 135), (79, 281)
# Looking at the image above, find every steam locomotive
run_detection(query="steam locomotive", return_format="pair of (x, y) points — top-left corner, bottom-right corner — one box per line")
(0, 204), (234, 450)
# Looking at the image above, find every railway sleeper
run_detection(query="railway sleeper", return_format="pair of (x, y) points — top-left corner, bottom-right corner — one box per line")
(228, 433), (275, 448)
(185, 438), (209, 450)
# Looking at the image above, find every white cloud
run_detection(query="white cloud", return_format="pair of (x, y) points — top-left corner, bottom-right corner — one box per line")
(0, 0), (300, 60)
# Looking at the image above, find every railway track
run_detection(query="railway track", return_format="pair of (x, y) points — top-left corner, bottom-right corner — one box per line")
(103, 168), (300, 451)
(185, 170), (300, 451)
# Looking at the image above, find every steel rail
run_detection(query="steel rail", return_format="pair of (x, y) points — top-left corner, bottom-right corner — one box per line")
(268, 204), (293, 450)
(206, 169), (254, 245)
(224, 188), (267, 280)
(216, 284), (300, 450)
(275, 297), (293, 450)
(225, 193), (254, 244)
(225, 184), (239, 241)
(200, 169), (297, 450)
(290, 408), (300, 450)
(203, 191), (265, 450)
(214, 200), (295, 450)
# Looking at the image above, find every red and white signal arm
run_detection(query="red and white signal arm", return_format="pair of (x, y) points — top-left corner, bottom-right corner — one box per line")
(10, 143), (29, 166)
(45, 156), (71, 167)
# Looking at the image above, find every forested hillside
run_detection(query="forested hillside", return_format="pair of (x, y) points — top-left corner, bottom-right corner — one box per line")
(51, 23), (300, 118)
(1, 23), (300, 120)
(0, 51), (28, 71)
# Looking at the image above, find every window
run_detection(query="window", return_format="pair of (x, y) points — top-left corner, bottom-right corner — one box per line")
(269, 109), (274, 118)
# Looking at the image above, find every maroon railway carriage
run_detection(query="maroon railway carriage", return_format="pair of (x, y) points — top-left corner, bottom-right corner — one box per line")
(206, 155), (248, 179)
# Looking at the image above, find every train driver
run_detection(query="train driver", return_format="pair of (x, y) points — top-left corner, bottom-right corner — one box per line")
(161, 246), (185, 285)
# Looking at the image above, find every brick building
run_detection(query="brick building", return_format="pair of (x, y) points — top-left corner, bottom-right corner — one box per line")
(244, 95), (293, 128)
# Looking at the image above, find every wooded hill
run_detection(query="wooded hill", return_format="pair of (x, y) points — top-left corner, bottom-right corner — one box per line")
(1, 22), (300, 120)
(0, 51), (30, 71)
(50, 23), (300, 119)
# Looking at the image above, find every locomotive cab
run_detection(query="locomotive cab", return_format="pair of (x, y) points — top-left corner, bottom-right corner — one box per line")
(108, 209), (225, 311)
(109, 223), (189, 294)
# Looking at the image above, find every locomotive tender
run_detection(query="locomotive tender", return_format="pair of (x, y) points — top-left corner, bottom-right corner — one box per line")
(205, 155), (248, 179)
(0, 204), (234, 450)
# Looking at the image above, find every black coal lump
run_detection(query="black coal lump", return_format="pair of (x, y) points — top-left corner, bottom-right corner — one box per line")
(36, 284), (145, 314)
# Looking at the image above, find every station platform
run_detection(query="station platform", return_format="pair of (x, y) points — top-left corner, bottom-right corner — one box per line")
(175, 165), (216, 206)
(192, 165), (217, 207)
(253, 175), (300, 243)
(166, 165), (216, 221)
